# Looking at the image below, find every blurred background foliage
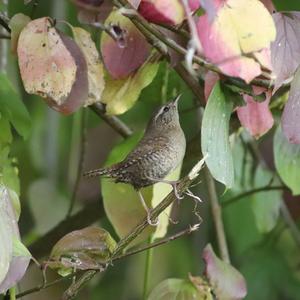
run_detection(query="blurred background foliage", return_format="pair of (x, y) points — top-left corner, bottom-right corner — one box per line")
(1, 1), (300, 300)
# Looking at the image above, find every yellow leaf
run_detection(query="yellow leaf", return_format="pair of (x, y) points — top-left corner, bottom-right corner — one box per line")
(72, 27), (105, 106)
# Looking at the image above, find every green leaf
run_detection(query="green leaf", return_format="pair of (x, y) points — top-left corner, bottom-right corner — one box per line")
(274, 125), (300, 195)
(251, 167), (282, 233)
(101, 60), (159, 115)
(201, 81), (234, 188)
(273, 0), (300, 11)
(148, 278), (206, 300)
(47, 227), (116, 276)
(0, 117), (12, 145)
(8, 13), (31, 53)
(0, 73), (31, 138)
(12, 238), (31, 258)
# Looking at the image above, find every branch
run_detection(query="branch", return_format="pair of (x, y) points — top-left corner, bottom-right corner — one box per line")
(0, 12), (10, 33)
(113, 0), (272, 89)
(222, 185), (287, 207)
(90, 103), (133, 138)
(29, 199), (104, 259)
(57, 158), (206, 299)
(18, 223), (201, 299)
(204, 167), (230, 264)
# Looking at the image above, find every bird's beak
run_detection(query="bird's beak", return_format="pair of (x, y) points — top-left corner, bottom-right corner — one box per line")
(173, 94), (182, 106)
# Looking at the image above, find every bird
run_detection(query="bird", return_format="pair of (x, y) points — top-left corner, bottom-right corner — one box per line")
(83, 95), (186, 225)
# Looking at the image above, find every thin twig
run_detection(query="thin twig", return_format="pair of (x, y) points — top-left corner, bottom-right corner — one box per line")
(113, 0), (272, 89)
(0, 12), (10, 33)
(62, 270), (97, 300)
(90, 103), (133, 138)
(66, 110), (88, 218)
(222, 185), (287, 207)
(18, 223), (201, 299)
(204, 167), (230, 264)
(114, 223), (201, 261)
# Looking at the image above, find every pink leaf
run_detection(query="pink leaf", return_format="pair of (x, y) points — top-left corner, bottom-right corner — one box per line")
(197, 0), (276, 83)
(138, 0), (185, 25)
(282, 67), (300, 144)
(17, 17), (88, 114)
(101, 11), (150, 79)
(271, 12), (300, 93)
(237, 87), (274, 138)
(188, 0), (201, 11)
(203, 244), (247, 300)
(204, 71), (220, 101)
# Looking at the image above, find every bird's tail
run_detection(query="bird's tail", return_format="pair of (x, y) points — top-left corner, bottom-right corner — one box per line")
(83, 167), (112, 178)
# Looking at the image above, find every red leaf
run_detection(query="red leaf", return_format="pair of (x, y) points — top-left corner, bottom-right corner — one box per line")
(237, 86), (274, 138)
(138, 0), (185, 25)
(271, 12), (300, 93)
(101, 11), (150, 79)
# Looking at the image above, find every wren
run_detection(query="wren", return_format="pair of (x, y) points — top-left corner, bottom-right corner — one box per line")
(84, 95), (186, 225)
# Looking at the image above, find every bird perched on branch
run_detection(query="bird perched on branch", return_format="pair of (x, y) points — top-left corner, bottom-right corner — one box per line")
(84, 95), (186, 225)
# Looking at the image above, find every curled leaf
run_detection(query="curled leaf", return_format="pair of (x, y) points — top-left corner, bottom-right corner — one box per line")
(271, 12), (300, 93)
(101, 59), (159, 115)
(237, 87), (274, 138)
(281, 66), (300, 144)
(8, 13), (31, 54)
(197, 0), (276, 83)
(72, 27), (105, 106)
(138, 0), (185, 25)
(17, 17), (88, 114)
(203, 244), (247, 300)
(47, 227), (116, 276)
(101, 10), (150, 79)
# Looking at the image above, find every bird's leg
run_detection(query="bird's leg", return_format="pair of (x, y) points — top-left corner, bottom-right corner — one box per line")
(146, 177), (184, 200)
(185, 188), (202, 203)
(137, 190), (159, 226)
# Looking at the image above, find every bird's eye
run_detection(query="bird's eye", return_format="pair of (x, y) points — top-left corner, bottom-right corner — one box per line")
(163, 106), (170, 112)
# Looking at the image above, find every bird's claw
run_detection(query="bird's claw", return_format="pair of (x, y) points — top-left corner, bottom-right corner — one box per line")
(147, 211), (159, 226)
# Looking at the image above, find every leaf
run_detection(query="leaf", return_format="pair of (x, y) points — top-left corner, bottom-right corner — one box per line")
(148, 278), (206, 300)
(8, 13), (31, 54)
(197, 0), (276, 83)
(72, 27), (105, 106)
(17, 17), (88, 114)
(201, 81), (234, 188)
(272, 0), (300, 11)
(0, 185), (26, 293)
(101, 10), (150, 79)
(281, 67), (300, 144)
(236, 87), (274, 138)
(271, 12), (300, 93)
(47, 227), (116, 276)
(274, 125), (300, 195)
(101, 60), (159, 115)
(138, 0), (185, 25)
(0, 117), (12, 145)
(251, 166), (282, 233)
(0, 73), (31, 139)
(202, 244), (247, 300)
(0, 238), (31, 293)
(28, 178), (68, 234)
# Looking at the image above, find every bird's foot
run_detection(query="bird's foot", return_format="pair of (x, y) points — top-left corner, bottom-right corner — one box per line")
(146, 210), (159, 226)
(170, 181), (184, 200)
(185, 188), (202, 203)
(137, 190), (159, 226)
